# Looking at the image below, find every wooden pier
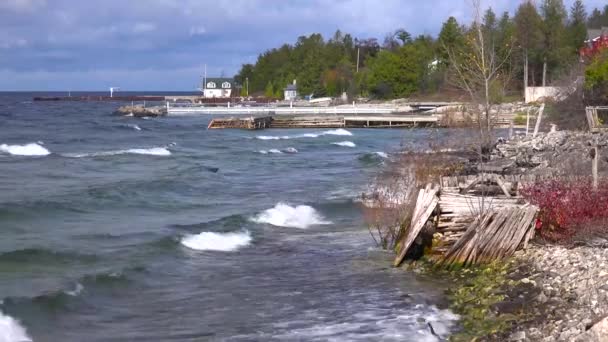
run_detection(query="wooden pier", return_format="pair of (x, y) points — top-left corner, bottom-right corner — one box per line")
(207, 114), (439, 129)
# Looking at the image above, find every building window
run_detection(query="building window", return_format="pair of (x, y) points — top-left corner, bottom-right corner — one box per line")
(207, 82), (216, 89)
(222, 82), (231, 89)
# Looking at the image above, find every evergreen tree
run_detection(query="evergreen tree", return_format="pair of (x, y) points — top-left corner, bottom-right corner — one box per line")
(588, 8), (603, 28)
(568, 0), (587, 52)
(438, 17), (464, 67)
(264, 81), (274, 98)
(540, 0), (568, 85)
(514, 1), (543, 88)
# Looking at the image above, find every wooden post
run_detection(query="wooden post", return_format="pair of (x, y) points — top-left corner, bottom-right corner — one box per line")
(525, 107), (530, 136)
(593, 144), (599, 190)
(533, 104), (545, 138)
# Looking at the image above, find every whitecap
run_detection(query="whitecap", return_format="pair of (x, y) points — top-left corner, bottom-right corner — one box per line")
(64, 147), (171, 158)
(251, 203), (331, 229)
(0, 143), (50, 156)
(65, 283), (84, 296)
(284, 147), (298, 153)
(256, 129), (353, 141)
(256, 136), (289, 140)
(131, 124), (141, 131)
(322, 128), (352, 136)
(375, 152), (388, 158)
(180, 231), (252, 252)
(332, 141), (356, 148)
(268, 149), (282, 154)
(258, 150), (269, 155)
(0, 311), (32, 342)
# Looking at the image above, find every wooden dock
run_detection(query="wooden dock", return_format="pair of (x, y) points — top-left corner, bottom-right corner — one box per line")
(207, 114), (439, 129)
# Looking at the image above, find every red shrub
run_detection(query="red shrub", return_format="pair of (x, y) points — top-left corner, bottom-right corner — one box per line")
(520, 179), (608, 242)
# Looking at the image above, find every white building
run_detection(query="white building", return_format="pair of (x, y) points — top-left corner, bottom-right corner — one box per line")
(203, 78), (234, 98)
(284, 81), (298, 101)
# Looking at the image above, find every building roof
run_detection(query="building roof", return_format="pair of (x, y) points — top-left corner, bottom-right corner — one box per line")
(284, 84), (297, 91)
(203, 78), (235, 89)
(588, 27), (608, 41)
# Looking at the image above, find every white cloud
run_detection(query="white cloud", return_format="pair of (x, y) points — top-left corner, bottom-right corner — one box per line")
(133, 22), (156, 33)
(189, 26), (206, 36)
(0, 0), (46, 12)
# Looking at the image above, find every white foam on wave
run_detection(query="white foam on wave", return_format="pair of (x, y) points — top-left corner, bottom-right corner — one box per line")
(251, 203), (331, 229)
(332, 141), (356, 148)
(256, 129), (353, 140)
(375, 152), (388, 158)
(0, 143), (50, 156)
(131, 124), (141, 131)
(180, 231), (252, 252)
(0, 311), (32, 342)
(64, 147), (171, 158)
(65, 282), (84, 297)
(284, 147), (298, 153)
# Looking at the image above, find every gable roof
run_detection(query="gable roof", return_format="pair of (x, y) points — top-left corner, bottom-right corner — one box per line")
(203, 78), (235, 89)
(588, 27), (608, 41)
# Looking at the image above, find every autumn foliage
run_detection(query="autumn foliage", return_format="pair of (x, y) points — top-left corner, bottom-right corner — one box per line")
(520, 179), (608, 242)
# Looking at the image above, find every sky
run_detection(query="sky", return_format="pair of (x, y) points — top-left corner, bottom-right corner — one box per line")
(0, 0), (604, 91)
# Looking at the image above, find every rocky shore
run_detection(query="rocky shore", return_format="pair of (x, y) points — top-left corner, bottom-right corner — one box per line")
(502, 245), (608, 342)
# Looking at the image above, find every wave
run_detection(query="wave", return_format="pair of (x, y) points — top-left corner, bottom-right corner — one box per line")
(258, 147), (298, 155)
(251, 203), (331, 229)
(332, 141), (356, 147)
(0, 311), (31, 342)
(0, 143), (50, 156)
(63, 146), (171, 158)
(180, 231), (252, 252)
(0, 248), (97, 265)
(64, 283), (84, 297)
(255, 129), (353, 140)
(358, 152), (388, 166)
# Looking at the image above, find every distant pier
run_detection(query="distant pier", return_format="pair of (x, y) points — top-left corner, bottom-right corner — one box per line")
(207, 114), (439, 130)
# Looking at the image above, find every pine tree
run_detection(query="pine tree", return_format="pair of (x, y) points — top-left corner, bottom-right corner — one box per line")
(438, 17), (463, 67)
(540, 0), (567, 86)
(514, 1), (542, 89)
(588, 8), (603, 28)
(568, 0), (587, 52)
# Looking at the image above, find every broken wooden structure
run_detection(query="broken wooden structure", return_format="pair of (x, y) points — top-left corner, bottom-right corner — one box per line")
(393, 174), (540, 267)
(207, 116), (273, 129)
(586, 106), (608, 133)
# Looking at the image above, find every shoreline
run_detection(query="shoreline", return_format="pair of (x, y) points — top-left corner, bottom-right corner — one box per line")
(389, 129), (608, 341)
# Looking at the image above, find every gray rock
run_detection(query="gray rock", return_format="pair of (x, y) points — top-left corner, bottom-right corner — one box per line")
(511, 331), (526, 341)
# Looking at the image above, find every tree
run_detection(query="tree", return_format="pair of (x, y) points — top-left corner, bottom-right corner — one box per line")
(588, 8), (604, 28)
(438, 17), (464, 67)
(264, 81), (275, 98)
(514, 1), (542, 89)
(444, 0), (514, 143)
(540, 0), (567, 86)
(568, 0), (587, 53)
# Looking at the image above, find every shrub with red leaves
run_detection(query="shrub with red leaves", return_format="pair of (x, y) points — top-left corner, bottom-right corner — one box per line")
(520, 179), (608, 242)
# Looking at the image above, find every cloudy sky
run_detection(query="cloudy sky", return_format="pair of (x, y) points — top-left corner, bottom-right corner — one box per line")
(0, 0), (603, 91)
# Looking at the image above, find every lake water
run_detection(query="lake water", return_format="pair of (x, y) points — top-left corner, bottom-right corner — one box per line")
(0, 92), (459, 342)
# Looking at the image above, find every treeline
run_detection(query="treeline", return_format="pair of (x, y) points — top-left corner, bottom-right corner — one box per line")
(235, 1), (608, 100)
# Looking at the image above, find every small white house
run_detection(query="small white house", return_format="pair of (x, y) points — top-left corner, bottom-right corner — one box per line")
(203, 78), (234, 98)
(284, 81), (298, 101)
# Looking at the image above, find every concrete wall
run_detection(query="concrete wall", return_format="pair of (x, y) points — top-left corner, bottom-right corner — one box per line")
(525, 86), (567, 103)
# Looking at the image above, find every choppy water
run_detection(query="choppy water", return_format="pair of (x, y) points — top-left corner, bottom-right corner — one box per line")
(0, 92), (460, 342)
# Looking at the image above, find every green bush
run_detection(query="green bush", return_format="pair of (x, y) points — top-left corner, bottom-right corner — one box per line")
(513, 112), (527, 125)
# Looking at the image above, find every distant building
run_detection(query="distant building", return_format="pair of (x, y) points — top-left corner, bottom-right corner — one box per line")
(203, 78), (234, 98)
(581, 27), (608, 58)
(284, 80), (298, 101)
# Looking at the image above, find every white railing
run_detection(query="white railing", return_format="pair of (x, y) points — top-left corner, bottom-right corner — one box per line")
(166, 103), (398, 115)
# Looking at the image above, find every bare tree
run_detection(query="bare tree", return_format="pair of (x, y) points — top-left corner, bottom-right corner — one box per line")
(443, 0), (515, 146)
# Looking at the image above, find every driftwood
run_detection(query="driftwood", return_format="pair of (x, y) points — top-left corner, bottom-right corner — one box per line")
(441, 206), (538, 266)
(393, 184), (439, 267)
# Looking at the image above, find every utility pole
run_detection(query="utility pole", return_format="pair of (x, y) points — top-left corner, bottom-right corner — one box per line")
(246, 77), (249, 97)
(204, 64), (207, 97)
(356, 47), (360, 73)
